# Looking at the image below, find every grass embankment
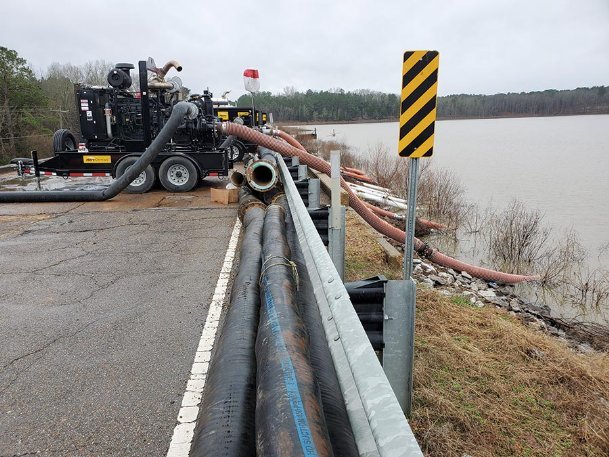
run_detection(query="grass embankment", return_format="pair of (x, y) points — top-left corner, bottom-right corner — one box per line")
(345, 210), (609, 457)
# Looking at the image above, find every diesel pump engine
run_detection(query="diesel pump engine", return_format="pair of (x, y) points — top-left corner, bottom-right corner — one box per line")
(77, 58), (221, 153)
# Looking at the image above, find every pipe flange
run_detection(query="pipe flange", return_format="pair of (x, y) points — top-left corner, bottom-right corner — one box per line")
(238, 200), (266, 221)
(269, 193), (287, 205)
(245, 159), (278, 193)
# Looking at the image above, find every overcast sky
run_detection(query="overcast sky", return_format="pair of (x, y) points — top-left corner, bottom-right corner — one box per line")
(2, 0), (608, 99)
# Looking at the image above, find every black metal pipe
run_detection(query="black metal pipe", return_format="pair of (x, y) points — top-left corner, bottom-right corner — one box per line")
(279, 196), (359, 457)
(344, 287), (385, 302)
(312, 220), (329, 230)
(356, 312), (384, 324)
(353, 302), (384, 313)
(219, 134), (235, 149)
(258, 147), (279, 164)
(308, 208), (330, 219)
(0, 102), (198, 203)
(139, 61), (152, 146)
(191, 191), (266, 457)
(256, 203), (334, 457)
(31, 150), (40, 180)
(366, 331), (384, 349)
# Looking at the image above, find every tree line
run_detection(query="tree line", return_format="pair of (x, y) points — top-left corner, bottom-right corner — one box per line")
(238, 86), (609, 122)
(2, 45), (608, 164)
(0, 46), (114, 164)
(439, 87), (609, 119)
(237, 87), (401, 123)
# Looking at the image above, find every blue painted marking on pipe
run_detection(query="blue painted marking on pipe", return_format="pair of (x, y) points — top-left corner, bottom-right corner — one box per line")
(262, 276), (319, 457)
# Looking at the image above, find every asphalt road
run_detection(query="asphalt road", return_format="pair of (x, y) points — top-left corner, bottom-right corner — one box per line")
(0, 184), (238, 456)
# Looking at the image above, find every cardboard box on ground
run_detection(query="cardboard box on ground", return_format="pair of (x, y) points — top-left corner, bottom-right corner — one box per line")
(211, 185), (239, 205)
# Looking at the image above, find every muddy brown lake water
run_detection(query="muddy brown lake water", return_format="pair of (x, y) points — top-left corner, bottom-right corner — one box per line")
(310, 115), (609, 322)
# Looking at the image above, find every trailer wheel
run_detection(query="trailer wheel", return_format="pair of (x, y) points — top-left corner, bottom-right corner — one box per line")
(52, 129), (77, 152)
(228, 142), (245, 162)
(115, 157), (156, 193)
(159, 156), (198, 192)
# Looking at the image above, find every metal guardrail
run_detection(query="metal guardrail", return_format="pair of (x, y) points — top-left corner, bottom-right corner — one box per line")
(277, 154), (423, 457)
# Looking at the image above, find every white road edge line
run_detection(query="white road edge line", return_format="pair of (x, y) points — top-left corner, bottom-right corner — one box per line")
(166, 218), (242, 457)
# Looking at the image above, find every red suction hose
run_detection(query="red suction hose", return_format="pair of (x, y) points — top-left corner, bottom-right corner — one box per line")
(223, 124), (540, 284)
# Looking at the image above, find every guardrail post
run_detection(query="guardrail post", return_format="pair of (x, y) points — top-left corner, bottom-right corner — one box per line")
(329, 151), (345, 280)
(297, 164), (308, 181)
(383, 279), (416, 415)
(307, 178), (321, 210)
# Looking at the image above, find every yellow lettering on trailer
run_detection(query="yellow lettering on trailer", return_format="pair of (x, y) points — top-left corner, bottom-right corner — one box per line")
(83, 155), (111, 164)
(217, 111), (229, 121)
(237, 111), (251, 117)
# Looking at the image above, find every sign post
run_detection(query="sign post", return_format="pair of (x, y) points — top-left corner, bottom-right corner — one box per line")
(399, 50), (439, 416)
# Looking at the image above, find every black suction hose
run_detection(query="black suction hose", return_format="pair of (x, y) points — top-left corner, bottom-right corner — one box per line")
(219, 135), (235, 149)
(0, 102), (199, 203)
(256, 202), (334, 457)
(190, 189), (266, 456)
(278, 195), (359, 457)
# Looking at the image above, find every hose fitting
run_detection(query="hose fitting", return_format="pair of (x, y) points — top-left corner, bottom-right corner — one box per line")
(245, 159), (279, 193)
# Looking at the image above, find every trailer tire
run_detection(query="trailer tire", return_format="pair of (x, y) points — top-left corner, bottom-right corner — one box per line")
(159, 156), (198, 192)
(228, 142), (245, 162)
(115, 157), (156, 193)
(53, 129), (77, 152)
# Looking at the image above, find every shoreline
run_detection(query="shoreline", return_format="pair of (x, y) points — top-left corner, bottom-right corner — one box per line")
(305, 127), (608, 335)
(281, 112), (609, 126)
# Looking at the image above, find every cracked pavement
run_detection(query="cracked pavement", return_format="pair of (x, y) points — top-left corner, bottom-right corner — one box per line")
(0, 187), (238, 456)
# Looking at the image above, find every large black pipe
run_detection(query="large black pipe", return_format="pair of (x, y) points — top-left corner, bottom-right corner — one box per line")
(256, 203), (334, 457)
(219, 134), (235, 149)
(344, 287), (385, 302)
(190, 191), (266, 457)
(0, 101), (198, 203)
(279, 196), (359, 457)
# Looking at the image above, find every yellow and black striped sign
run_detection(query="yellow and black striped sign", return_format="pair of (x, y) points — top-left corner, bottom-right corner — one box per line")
(399, 50), (439, 158)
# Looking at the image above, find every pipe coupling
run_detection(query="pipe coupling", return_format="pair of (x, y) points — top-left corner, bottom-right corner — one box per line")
(245, 159), (279, 193)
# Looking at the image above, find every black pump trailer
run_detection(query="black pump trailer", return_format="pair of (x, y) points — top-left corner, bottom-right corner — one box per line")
(13, 59), (233, 193)
(15, 148), (230, 193)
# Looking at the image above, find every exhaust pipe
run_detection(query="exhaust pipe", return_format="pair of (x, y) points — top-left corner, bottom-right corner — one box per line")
(147, 80), (173, 90)
(104, 102), (113, 139)
(157, 59), (182, 78)
(245, 159), (278, 193)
